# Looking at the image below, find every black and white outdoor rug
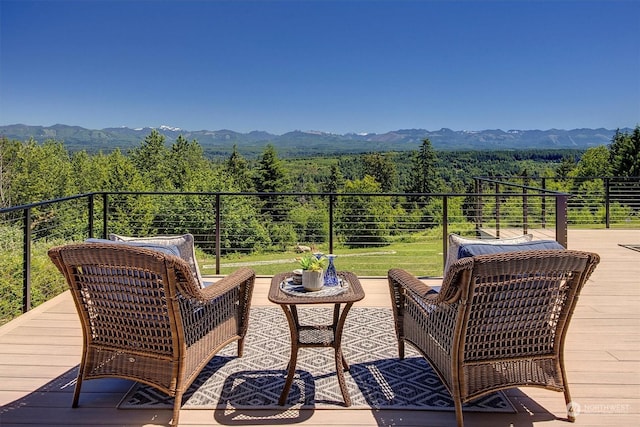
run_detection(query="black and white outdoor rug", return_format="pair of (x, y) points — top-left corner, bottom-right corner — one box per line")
(119, 306), (514, 413)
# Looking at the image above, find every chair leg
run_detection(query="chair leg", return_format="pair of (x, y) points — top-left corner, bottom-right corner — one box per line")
(237, 337), (245, 357)
(454, 396), (464, 427)
(561, 363), (576, 422)
(171, 392), (182, 427)
(72, 363), (85, 407)
(398, 339), (405, 359)
(564, 387), (576, 422)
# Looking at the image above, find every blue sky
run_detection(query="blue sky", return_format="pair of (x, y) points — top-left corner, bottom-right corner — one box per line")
(1, 0), (638, 135)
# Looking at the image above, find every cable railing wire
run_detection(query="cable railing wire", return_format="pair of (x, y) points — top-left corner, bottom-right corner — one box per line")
(2, 176), (639, 324)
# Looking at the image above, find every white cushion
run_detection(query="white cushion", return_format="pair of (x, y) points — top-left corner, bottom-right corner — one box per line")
(109, 233), (203, 286)
(444, 233), (533, 275)
(85, 238), (181, 257)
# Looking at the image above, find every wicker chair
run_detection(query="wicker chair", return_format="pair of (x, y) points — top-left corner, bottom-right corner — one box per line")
(48, 242), (255, 426)
(388, 249), (599, 427)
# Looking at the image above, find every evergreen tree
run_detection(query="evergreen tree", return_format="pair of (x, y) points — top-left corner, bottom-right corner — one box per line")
(168, 135), (208, 190)
(129, 129), (171, 190)
(226, 144), (254, 191)
(610, 126), (640, 177)
(254, 144), (289, 193)
(253, 144), (291, 219)
(0, 137), (20, 208)
(96, 148), (156, 235)
(362, 152), (396, 192)
(556, 155), (577, 179)
(101, 149), (148, 192)
(70, 150), (107, 194)
(405, 138), (440, 200)
(323, 164), (345, 193)
(10, 139), (73, 205)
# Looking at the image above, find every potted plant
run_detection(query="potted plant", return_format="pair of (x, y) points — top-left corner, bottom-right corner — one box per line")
(298, 254), (328, 291)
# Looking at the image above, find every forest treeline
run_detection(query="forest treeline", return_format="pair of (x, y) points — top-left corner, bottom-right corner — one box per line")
(2, 125), (638, 209)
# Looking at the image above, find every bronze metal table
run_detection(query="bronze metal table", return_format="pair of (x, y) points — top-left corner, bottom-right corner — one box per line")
(268, 271), (365, 406)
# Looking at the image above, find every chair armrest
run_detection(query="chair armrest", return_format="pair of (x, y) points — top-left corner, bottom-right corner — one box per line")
(176, 267), (256, 348)
(388, 268), (439, 319)
(200, 267), (255, 337)
(198, 267), (255, 303)
(439, 257), (474, 303)
(388, 268), (440, 298)
(388, 268), (461, 366)
(388, 269), (443, 321)
(388, 268), (440, 358)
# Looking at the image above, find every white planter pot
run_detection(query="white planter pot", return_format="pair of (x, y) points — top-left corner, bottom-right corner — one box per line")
(302, 270), (324, 291)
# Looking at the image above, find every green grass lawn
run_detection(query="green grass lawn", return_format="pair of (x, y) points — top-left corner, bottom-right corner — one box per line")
(199, 238), (445, 277)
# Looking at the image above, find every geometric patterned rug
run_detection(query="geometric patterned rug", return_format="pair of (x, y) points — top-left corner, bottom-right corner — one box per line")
(119, 306), (514, 413)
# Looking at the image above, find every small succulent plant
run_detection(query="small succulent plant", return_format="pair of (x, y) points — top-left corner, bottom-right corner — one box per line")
(297, 254), (328, 272)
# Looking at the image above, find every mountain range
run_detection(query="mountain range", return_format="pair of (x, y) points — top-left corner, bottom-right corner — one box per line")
(0, 123), (627, 157)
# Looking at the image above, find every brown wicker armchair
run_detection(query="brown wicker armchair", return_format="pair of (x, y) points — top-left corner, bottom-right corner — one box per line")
(388, 249), (600, 427)
(48, 242), (255, 426)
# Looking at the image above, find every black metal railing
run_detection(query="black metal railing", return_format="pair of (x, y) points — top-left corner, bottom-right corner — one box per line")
(2, 189), (572, 324)
(3, 175), (639, 324)
(475, 176), (640, 228)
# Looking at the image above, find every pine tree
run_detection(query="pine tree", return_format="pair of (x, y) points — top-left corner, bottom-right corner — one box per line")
(129, 129), (170, 190)
(610, 126), (640, 177)
(226, 144), (253, 191)
(362, 152), (396, 192)
(324, 164), (345, 193)
(0, 137), (20, 208)
(253, 144), (291, 220)
(405, 138), (440, 200)
(168, 135), (208, 190)
(556, 155), (577, 179)
(254, 144), (289, 193)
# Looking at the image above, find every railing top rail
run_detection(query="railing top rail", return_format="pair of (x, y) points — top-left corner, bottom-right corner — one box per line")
(473, 177), (570, 195)
(0, 193), (94, 215)
(475, 175), (639, 180)
(1, 190), (574, 213)
(97, 190), (571, 197)
(210, 188), (570, 197)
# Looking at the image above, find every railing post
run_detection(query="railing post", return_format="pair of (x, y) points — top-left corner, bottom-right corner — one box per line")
(88, 194), (95, 238)
(605, 177), (610, 229)
(442, 195), (448, 269)
(215, 194), (221, 275)
(494, 182), (500, 238)
(22, 207), (31, 313)
(522, 185), (528, 235)
(541, 178), (547, 229)
(475, 179), (482, 235)
(102, 192), (108, 238)
(556, 194), (568, 248)
(329, 193), (335, 254)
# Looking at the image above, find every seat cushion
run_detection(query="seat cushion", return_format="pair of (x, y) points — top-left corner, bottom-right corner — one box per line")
(445, 233), (533, 275)
(457, 239), (565, 259)
(109, 233), (203, 286)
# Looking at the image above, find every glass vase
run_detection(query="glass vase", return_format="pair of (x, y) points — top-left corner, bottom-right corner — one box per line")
(324, 254), (339, 287)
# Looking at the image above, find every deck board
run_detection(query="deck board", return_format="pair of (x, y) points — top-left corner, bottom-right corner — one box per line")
(1, 229), (639, 426)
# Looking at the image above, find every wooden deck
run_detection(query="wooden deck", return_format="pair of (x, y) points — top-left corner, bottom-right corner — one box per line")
(1, 229), (639, 426)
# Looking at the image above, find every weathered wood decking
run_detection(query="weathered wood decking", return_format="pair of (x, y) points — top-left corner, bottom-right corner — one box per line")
(1, 229), (639, 426)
